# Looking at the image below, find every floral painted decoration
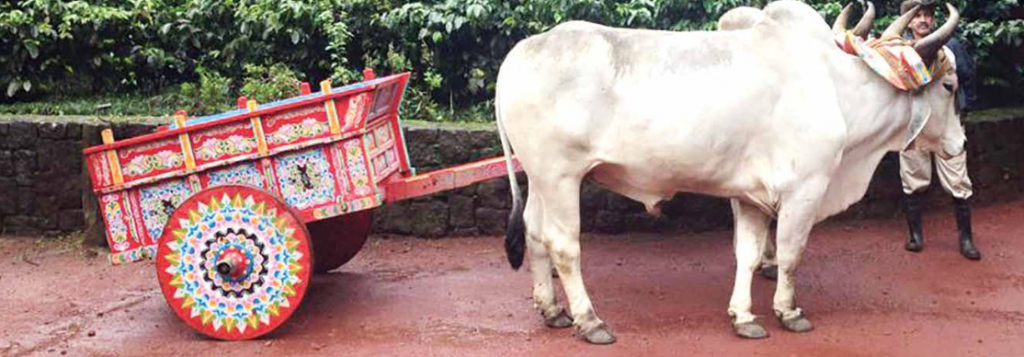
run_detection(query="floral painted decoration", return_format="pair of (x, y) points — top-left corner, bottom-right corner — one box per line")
(267, 118), (328, 145)
(159, 191), (309, 339)
(122, 150), (184, 177)
(195, 135), (257, 161)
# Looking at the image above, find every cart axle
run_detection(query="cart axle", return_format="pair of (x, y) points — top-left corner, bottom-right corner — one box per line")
(216, 249), (250, 281)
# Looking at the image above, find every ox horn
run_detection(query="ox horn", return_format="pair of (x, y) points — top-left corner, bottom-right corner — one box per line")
(852, 2), (875, 38)
(882, 4), (919, 39)
(832, 2), (875, 38)
(832, 3), (854, 33)
(914, 3), (960, 61)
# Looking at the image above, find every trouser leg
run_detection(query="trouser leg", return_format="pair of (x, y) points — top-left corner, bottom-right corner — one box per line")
(899, 150), (932, 252)
(934, 150), (981, 260)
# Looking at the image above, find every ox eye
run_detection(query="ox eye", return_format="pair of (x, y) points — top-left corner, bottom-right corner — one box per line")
(942, 83), (955, 93)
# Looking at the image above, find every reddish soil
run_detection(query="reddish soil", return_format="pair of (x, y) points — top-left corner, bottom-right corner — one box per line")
(2, 199), (1024, 357)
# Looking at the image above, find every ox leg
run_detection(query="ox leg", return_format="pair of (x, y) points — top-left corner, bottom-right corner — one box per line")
(772, 194), (824, 333)
(728, 199), (772, 339)
(759, 226), (778, 281)
(540, 177), (615, 344)
(525, 190), (573, 328)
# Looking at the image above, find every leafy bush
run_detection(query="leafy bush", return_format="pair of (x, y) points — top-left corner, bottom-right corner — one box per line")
(178, 68), (233, 116)
(1, 0), (1021, 120)
(240, 63), (305, 104)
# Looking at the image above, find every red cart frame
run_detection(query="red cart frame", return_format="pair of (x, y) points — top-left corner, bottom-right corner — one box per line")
(82, 70), (520, 340)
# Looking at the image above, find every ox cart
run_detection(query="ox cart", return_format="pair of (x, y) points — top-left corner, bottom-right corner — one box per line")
(82, 69), (520, 340)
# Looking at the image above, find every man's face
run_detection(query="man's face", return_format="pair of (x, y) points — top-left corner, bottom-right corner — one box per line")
(909, 8), (936, 39)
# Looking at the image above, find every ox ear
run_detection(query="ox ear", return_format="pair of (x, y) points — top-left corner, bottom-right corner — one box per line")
(903, 97), (933, 150)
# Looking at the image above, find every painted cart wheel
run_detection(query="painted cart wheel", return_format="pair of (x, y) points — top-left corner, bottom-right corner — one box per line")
(307, 209), (373, 274)
(156, 185), (313, 340)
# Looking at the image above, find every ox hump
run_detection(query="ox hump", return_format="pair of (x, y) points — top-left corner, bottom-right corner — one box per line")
(718, 7), (765, 31)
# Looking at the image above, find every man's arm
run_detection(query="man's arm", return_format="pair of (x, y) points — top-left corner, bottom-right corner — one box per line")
(946, 38), (978, 114)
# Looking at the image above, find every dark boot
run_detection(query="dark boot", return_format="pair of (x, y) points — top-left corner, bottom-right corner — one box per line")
(954, 198), (981, 260)
(904, 192), (924, 252)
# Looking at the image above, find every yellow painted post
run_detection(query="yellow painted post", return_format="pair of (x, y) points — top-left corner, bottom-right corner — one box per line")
(101, 129), (124, 185)
(321, 80), (342, 135)
(175, 111), (196, 170)
(248, 100), (269, 154)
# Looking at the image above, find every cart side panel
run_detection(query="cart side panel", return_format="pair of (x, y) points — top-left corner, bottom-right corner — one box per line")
(262, 104), (332, 151)
(340, 137), (376, 199)
(199, 161), (267, 190)
(190, 121), (259, 168)
(367, 79), (401, 124)
(101, 192), (148, 264)
(306, 137), (383, 220)
(328, 141), (352, 199)
(86, 152), (114, 191)
(336, 92), (371, 133)
(366, 118), (403, 183)
(266, 140), (385, 222)
(306, 144), (351, 220)
(134, 178), (196, 245)
(375, 74), (412, 176)
(117, 136), (186, 183)
(270, 147), (339, 215)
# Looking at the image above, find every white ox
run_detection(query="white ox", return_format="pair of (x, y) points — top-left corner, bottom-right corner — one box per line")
(494, 0), (964, 344)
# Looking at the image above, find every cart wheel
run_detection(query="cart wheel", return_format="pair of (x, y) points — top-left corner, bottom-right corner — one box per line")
(307, 209), (373, 274)
(156, 185), (313, 340)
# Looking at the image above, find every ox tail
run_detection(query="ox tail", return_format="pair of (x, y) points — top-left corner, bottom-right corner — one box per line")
(495, 95), (526, 270)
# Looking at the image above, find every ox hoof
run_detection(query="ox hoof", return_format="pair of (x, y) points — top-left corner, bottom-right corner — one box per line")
(580, 324), (617, 345)
(544, 310), (573, 329)
(759, 266), (778, 281)
(779, 314), (814, 333)
(733, 322), (769, 339)
(905, 240), (923, 252)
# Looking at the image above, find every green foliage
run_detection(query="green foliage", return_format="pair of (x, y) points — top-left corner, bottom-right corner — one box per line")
(178, 68), (232, 116)
(1, 0), (1021, 120)
(240, 63), (304, 104)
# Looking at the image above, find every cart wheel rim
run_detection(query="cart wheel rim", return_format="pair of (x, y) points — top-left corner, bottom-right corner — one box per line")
(156, 185), (312, 340)
(309, 209), (373, 273)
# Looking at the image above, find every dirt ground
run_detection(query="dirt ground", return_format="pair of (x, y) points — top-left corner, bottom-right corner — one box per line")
(2, 199), (1024, 357)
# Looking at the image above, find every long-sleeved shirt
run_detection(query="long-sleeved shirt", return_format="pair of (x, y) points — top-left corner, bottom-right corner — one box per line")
(944, 38), (978, 114)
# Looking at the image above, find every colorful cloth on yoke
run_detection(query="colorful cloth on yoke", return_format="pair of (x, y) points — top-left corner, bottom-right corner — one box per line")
(834, 31), (944, 91)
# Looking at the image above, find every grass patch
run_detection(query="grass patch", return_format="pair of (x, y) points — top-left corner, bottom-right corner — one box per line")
(0, 93), (182, 117)
(967, 107), (1024, 123)
(403, 119), (496, 131)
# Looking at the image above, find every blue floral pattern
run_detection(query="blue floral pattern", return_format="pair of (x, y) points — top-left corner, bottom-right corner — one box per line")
(139, 179), (194, 240)
(208, 162), (265, 189)
(273, 149), (335, 209)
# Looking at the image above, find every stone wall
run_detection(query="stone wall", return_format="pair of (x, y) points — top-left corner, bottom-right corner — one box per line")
(0, 116), (164, 236)
(1, 115), (1022, 241)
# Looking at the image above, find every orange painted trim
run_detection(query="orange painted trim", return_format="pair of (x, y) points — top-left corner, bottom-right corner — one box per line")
(321, 80), (342, 135)
(248, 100), (269, 154)
(101, 129), (124, 185)
(174, 113), (197, 170)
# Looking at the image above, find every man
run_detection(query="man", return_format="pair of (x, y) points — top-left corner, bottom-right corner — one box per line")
(899, 0), (981, 260)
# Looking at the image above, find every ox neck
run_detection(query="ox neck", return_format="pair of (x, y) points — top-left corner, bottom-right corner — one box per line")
(831, 52), (913, 154)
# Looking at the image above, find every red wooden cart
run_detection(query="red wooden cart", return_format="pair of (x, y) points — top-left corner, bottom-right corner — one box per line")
(82, 69), (521, 340)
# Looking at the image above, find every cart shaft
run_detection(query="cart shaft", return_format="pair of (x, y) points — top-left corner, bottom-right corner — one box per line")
(384, 156), (522, 202)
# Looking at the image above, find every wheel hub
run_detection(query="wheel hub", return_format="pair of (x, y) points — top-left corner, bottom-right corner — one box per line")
(216, 248), (250, 281)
